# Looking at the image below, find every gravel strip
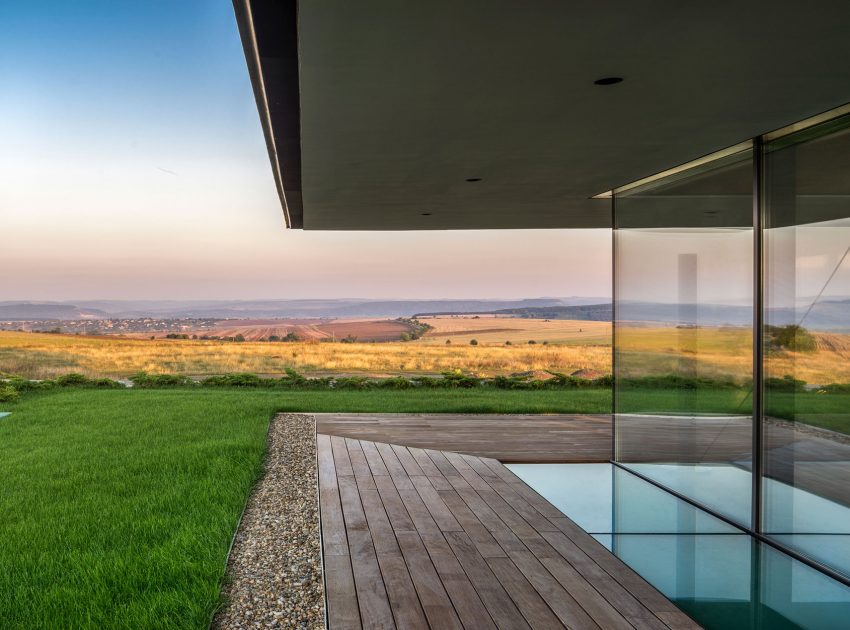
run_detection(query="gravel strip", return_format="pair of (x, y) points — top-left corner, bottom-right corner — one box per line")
(213, 413), (324, 629)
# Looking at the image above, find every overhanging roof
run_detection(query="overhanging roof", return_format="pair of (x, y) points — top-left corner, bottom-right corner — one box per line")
(234, 1), (850, 230)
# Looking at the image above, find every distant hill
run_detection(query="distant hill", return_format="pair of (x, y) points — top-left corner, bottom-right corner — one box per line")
(0, 298), (606, 320)
(0, 303), (108, 320)
(419, 298), (850, 331)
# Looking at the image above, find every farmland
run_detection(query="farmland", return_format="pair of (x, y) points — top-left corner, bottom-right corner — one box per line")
(0, 327), (609, 380)
(418, 315), (610, 345)
(1, 315), (849, 385)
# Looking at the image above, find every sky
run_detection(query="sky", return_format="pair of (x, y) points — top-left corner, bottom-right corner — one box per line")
(0, 0), (611, 302)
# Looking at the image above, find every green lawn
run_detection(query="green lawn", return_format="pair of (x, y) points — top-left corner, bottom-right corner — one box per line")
(0, 387), (608, 629)
(2, 386), (847, 629)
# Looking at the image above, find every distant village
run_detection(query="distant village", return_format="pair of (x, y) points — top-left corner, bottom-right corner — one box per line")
(0, 318), (220, 336)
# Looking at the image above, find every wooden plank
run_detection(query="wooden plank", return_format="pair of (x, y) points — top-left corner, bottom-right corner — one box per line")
(373, 474), (417, 533)
(376, 441), (408, 477)
(359, 487), (429, 629)
(359, 488), (400, 556)
(450, 481), (513, 536)
(425, 449), (465, 480)
(462, 453), (502, 481)
(337, 475), (395, 628)
(425, 545), (498, 630)
(409, 475), (463, 532)
(487, 479), (559, 533)
(480, 456), (526, 484)
(331, 435), (355, 477)
(491, 529), (600, 630)
(438, 489), (506, 558)
(548, 518), (700, 628)
(345, 438), (377, 491)
(508, 478), (567, 520)
(375, 555), (430, 629)
(485, 556), (564, 629)
(407, 446), (443, 476)
(360, 439), (390, 476)
(539, 554), (632, 630)
(395, 530), (464, 630)
(324, 554), (363, 630)
(540, 531), (669, 630)
(396, 487), (444, 537)
(391, 444), (426, 477)
(320, 432), (700, 630)
(444, 531), (531, 630)
(317, 435), (349, 557)
(315, 413), (613, 463)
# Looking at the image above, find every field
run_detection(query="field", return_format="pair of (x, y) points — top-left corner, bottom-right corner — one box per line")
(418, 315), (611, 346)
(136, 318), (416, 342)
(0, 326), (612, 380)
(3, 317), (850, 386)
(616, 326), (850, 384)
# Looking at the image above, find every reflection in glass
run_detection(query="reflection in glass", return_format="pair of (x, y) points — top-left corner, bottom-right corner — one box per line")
(763, 118), (850, 579)
(508, 463), (850, 629)
(613, 149), (754, 526)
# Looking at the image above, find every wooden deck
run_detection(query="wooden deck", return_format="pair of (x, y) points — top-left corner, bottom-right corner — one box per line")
(317, 433), (700, 629)
(315, 414), (612, 462)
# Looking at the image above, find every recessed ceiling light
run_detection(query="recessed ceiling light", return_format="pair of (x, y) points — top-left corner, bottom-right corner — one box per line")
(465, 178), (482, 182)
(594, 77), (623, 86)
(421, 212), (432, 216)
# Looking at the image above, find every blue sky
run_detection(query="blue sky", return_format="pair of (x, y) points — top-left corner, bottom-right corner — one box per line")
(0, 1), (611, 301)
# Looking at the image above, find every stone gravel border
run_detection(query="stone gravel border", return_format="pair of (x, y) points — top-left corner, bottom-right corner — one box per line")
(212, 413), (324, 629)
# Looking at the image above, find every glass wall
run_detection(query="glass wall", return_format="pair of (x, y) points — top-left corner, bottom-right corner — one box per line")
(613, 111), (850, 585)
(613, 148), (755, 527)
(762, 119), (850, 579)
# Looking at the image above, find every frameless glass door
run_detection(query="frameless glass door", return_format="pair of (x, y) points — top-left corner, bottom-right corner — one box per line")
(762, 117), (850, 579)
(613, 148), (755, 527)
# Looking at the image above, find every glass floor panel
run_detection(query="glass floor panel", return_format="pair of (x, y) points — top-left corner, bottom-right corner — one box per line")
(508, 463), (850, 630)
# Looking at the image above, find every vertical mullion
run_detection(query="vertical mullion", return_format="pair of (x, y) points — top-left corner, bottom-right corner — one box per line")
(752, 136), (765, 533)
(611, 195), (617, 463)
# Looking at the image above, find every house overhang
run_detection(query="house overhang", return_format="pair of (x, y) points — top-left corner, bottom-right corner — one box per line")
(233, 0), (850, 231)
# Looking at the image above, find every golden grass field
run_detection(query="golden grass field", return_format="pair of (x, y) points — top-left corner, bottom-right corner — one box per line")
(418, 316), (611, 346)
(1, 317), (848, 384)
(0, 322), (610, 380)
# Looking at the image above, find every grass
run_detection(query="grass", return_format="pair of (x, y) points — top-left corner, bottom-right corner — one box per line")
(1, 382), (847, 627)
(0, 331), (611, 380)
(0, 386), (615, 629)
(0, 390), (277, 629)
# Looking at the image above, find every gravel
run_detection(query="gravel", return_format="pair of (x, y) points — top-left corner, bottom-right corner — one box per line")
(212, 413), (324, 629)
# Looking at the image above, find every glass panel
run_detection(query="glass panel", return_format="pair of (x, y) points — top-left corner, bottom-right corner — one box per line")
(509, 463), (850, 629)
(613, 149), (754, 527)
(763, 117), (850, 579)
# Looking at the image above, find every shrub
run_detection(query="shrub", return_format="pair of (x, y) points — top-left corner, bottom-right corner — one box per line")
(469, 339), (478, 346)
(333, 377), (374, 390)
(765, 375), (807, 392)
(202, 373), (265, 388)
(528, 340), (536, 345)
(131, 372), (194, 388)
(378, 376), (415, 389)
(766, 324), (817, 352)
(439, 371), (481, 388)
(0, 385), (19, 403)
(55, 373), (122, 389)
(619, 374), (741, 390)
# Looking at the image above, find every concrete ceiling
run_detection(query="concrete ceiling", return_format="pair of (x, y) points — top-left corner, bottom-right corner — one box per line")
(236, 1), (850, 230)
